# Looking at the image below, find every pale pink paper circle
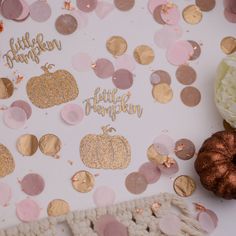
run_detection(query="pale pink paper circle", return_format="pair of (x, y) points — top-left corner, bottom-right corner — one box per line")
(71, 52), (92, 72)
(158, 160), (179, 176)
(93, 58), (115, 79)
(77, 0), (97, 13)
(95, 1), (114, 19)
(11, 100), (32, 119)
(205, 209), (218, 227)
(71, 9), (89, 29)
(29, 0), (51, 22)
(160, 4), (180, 25)
(93, 186), (115, 207)
(224, 7), (236, 23)
(14, 0), (30, 21)
(0, 182), (12, 206)
(159, 214), (181, 235)
(138, 162), (161, 184)
(60, 104), (84, 125)
(3, 107), (27, 129)
(94, 215), (117, 235)
(148, 0), (168, 13)
(153, 134), (175, 155)
(114, 54), (136, 71)
(197, 211), (216, 233)
(112, 69), (133, 90)
(1, 0), (23, 19)
(21, 173), (45, 196)
(16, 198), (40, 222)
(104, 221), (128, 236)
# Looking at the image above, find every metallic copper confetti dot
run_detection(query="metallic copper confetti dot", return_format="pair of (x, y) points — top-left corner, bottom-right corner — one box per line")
(71, 170), (95, 193)
(173, 175), (196, 197)
(29, 0), (51, 22)
(0, 78), (14, 99)
(152, 83), (173, 104)
(182, 5), (203, 25)
(195, 0), (216, 12)
(39, 134), (61, 157)
(150, 70), (171, 85)
(174, 138), (195, 160)
(220, 36), (236, 55)
(112, 69), (133, 89)
(175, 65), (197, 85)
(114, 0), (135, 11)
(76, 0), (97, 12)
(153, 5), (166, 24)
(106, 36), (128, 57)
(55, 14), (78, 35)
(180, 86), (201, 107)
(47, 199), (70, 217)
(93, 58), (115, 79)
(0, 144), (15, 178)
(125, 172), (148, 194)
(133, 45), (155, 65)
(17, 134), (38, 156)
(188, 40), (201, 60)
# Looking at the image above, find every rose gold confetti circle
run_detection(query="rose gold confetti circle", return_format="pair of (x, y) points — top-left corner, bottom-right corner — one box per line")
(14, 0), (30, 22)
(174, 138), (195, 160)
(133, 45), (155, 65)
(114, 0), (135, 11)
(153, 5), (166, 24)
(0, 182), (11, 206)
(160, 3), (180, 25)
(220, 36), (236, 55)
(138, 162), (161, 184)
(39, 134), (61, 156)
(224, 6), (236, 23)
(152, 83), (173, 104)
(180, 86), (201, 107)
(29, 0), (51, 22)
(76, 0), (97, 13)
(112, 69), (133, 90)
(188, 40), (201, 60)
(94, 215), (119, 235)
(0, 78), (14, 99)
(106, 36), (128, 57)
(197, 211), (216, 233)
(196, 0), (216, 12)
(104, 221), (128, 236)
(60, 104), (84, 125)
(71, 170), (95, 193)
(47, 199), (70, 216)
(55, 14), (78, 35)
(11, 100), (32, 119)
(21, 173), (45, 196)
(182, 5), (203, 25)
(176, 65), (197, 85)
(150, 70), (171, 85)
(0, 144), (15, 178)
(93, 58), (115, 79)
(125, 172), (148, 194)
(1, 0), (23, 19)
(93, 186), (116, 207)
(173, 175), (196, 197)
(17, 134), (38, 156)
(159, 214), (181, 235)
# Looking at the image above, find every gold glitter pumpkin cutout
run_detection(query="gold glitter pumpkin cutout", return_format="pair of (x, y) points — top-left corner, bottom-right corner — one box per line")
(80, 125), (131, 169)
(27, 63), (79, 109)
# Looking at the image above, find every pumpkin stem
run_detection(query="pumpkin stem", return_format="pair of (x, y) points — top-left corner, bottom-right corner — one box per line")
(102, 125), (116, 135)
(41, 63), (55, 73)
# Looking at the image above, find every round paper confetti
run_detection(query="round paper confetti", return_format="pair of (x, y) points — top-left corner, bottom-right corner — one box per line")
(114, 0), (135, 11)
(93, 186), (115, 207)
(1, 0), (23, 19)
(153, 134), (175, 155)
(220, 36), (236, 55)
(176, 65), (197, 85)
(174, 138), (195, 160)
(60, 104), (84, 125)
(11, 100), (32, 119)
(152, 83), (173, 104)
(197, 211), (216, 233)
(180, 86), (201, 107)
(0, 144), (15, 178)
(3, 107), (27, 129)
(95, 1), (114, 19)
(71, 170), (95, 193)
(160, 3), (180, 25)
(138, 162), (161, 184)
(29, 0), (51, 22)
(153, 5), (166, 24)
(224, 7), (236, 23)
(76, 0), (97, 12)
(196, 0), (215, 12)
(104, 221), (128, 236)
(16, 198), (40, 222)
(47, 199), (70, 217)
(125, 172), (148, 194)
(158, 159), (179, 176)
(21, 173), (45, 196)
(106, 36), (128, 57)
(17, 134), (38, 156)
(0, 182), (11, 206)
(147, 144), (168, 165)
(94, 215), (117, 235)
(150, 70), (171, 85)
(188, 40), (201, 60)
(14, 0), (30, 21)
(93, 58), (115, 79)
(159, 214), (181, 235)
(148, 0), (167, 13)
(0, 78), (14, 99)
(71, 9), (88, 29)
(205, 209), (218, 227)
(133, 45), (155, 65)
(55, 14), (78, 35)
(112, 69), (133, 90)
(114, 54), (136, 71)
(71, 52), (92, 72)
(173, 175), (196, 197)
(39, 134), (61, 156)
(182, 5), (202, 25)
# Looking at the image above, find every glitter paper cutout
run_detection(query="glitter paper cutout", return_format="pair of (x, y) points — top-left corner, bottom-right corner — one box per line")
(182, 5), (203, 25)
(174, 175), (196, 197)
(80, 125), (131, 169)
(47, 199), (70, 216)
(0, 78), (14, 99)
(39, 134), (61, 157)
(17, 134), (38, 156)
(0, 144), (15, 178)
(27, 63), (79, 109)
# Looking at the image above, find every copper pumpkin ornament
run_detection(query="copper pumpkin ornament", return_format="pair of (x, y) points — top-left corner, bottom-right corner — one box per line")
(195, 131), (236, 199)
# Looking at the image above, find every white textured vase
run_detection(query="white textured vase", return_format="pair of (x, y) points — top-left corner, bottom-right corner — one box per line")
(215, 53), (236, 128)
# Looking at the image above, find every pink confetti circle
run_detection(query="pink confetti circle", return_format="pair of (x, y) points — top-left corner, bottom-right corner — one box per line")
(77, 0), (97, 13)
(93, 186), (116, 207)
(205, 209), (218, 227)
(71, 52), (92, 72)
(71, 9), (89, 29)
(197, 211), (216, 233)
(11, 100), (32, 119)
(60, 104), (84, 125)
(95, 1), (114, 19)
(14, 0), (29, 21)
(29, 0), (51, 22)
(104, 221), (128, 236)
(16, 198), (40, 222)
(159, 214), (181, 235)
(93, 58), (115, 79)
(3, 107), (27, 129)
(138, 162), (161, 184)
(148, 0), (168, 13)
(153, 134), (175, 155)
(0, 182), (12, 206)
(224, 7), (236, 23)
(114, 54), (136, 71)
(94, 215), (117, 235)
(112, 69), (133, 90)
(157, 159), (179, 176)
(160, 4), (180, 25)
